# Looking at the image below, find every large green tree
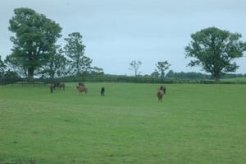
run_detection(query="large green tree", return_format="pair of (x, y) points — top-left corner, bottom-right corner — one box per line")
(7, 8), (62, 79)
(186, 27), (246, 81)
(64, 32), (92, 75)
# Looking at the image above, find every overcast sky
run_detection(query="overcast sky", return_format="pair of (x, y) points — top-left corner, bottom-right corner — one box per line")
(1, 0), (246, 75)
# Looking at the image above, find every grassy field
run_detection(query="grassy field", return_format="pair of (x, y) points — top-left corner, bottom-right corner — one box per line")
(0, 83), (246, 164)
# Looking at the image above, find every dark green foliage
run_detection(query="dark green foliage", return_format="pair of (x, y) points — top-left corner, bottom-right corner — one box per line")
(0, 56), (5, 75)
(1, 70), (21, 84)
(186, 27), (246, 81)
(7, 8), (62, 80)
(64, 32), (92, 75)
(40, 46), (69, 79)
(155, 61), (171, 79)
(166, 70), (211, 80)
(0, 56), (6, 83)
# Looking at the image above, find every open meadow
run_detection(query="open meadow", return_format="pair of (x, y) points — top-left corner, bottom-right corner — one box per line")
(0, 83), (246, 163)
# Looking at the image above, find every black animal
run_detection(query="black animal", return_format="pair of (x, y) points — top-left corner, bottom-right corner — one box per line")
(100, 87), (105, 96)
(50, 83), (55, 93)
(54, 82), (65, 90)
(49, 82), (65, 93)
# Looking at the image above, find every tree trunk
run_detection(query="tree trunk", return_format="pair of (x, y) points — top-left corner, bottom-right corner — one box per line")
(214, 76), (220, 83)
(27, 67), (34, 81)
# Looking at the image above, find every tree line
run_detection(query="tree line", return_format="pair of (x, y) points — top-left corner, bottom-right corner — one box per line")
(0, 8), (103, 82)
(129, 26), (246, 82)
(1, 8), (246, 83)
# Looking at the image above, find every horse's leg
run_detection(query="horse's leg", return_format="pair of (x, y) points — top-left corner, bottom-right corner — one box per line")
(50, 85), (54, 93)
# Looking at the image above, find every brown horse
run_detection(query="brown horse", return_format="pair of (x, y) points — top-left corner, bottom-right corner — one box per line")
(157, 85), (166, 101)
(76, 83), (87, 94)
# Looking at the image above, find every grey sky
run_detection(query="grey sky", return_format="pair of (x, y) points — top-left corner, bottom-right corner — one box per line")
(1, 0), (246, 75)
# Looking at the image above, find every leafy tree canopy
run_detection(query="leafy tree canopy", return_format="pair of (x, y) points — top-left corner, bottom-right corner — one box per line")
(64, 32), (92, 75)
(40, 45), (69, 79)
(0, 56), (6, 75)
(7, 8), (62, 79)
(186, 27), (246, 81)
(155, 60), (171, 79)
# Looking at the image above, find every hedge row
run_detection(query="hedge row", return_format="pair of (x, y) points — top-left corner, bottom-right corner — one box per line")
(1, 74), (246, 85)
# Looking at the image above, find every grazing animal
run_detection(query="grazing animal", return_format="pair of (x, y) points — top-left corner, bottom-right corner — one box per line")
(78, 82), (85, 86)
(49, 82), (65, 93)
(160, 85), (166, 94)
(54, 82), (65, 90)
(76, 83), (87, 94)
(100, 87), (105, 96)
(157, 85), (166, 101)
(50, 83), (55, 93)
(157, 90), (164, 101)
(58, 82), (65, 90)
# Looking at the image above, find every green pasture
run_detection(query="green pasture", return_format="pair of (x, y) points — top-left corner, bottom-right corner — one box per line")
(0, 83), (246, 163)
